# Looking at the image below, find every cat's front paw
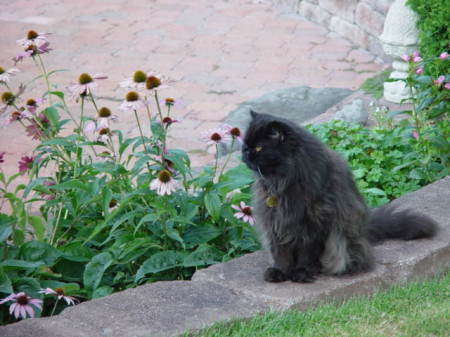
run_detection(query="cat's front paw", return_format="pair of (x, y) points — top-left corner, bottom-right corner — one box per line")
(263, 267), (287, 282)
(290, 268), (316, 283)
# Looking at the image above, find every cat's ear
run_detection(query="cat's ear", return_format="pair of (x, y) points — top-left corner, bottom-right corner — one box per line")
(249, 109), (259, 119)
(267, 121), (288, 142)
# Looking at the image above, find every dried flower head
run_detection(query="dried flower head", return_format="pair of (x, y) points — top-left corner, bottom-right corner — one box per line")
(0, 151), (5, 164)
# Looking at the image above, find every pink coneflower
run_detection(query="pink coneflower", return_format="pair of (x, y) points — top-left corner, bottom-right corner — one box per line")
(150, 170), (179, 196)
(145, 73), (172, 93)
(434, 75), (445, 86)
(17, 30), (49, 48)
(412, 130), (419, 139)
(439, 52), (448, 60)
(0, 292), (43, 320)
(25, 113), (49, 140)
(68, 73), (107, 100)
(0, 91), (16, 115)
(232, 201), (255, 225)
(18, 155), (35, 174)
(120, 70), (150, 90)
(444, 83), (450, 90)
(0, 66), (20, 83)
(201, 127), (232, 145)
(13, 42), (51, 64)
(97, 107), (118, 129)
(119, 91), (146, 112)
(39, 288), (78, 306)
(24, 98), (44, 115)
(97, 128), (111, 143)
(415, 67), (424, 75)
(413, 55), (422, 63)
(0, 151), (5, 164)
(222, 124), (243, 143)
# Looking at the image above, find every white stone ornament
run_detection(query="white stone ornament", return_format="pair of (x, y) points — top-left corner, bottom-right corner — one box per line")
(380, 0), (419, 103)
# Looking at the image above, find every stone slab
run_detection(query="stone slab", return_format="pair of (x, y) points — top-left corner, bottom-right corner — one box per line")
(193, 250), (389, 310)
(193, 176), (450, 309)
(0, 281), (269, 337)
(225, 86), (353, 133)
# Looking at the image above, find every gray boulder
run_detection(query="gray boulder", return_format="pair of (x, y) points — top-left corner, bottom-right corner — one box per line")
(221, 86), (353, 155)
(334, 99), (369, 125)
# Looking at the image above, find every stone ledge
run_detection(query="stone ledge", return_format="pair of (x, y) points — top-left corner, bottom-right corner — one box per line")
(0, 281), (269, 337)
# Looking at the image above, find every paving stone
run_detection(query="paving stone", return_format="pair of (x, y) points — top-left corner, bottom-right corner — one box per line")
(0, 281), (269, 337)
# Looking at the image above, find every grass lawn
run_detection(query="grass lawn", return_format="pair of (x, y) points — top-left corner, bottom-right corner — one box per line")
(188, 271), (449, 337)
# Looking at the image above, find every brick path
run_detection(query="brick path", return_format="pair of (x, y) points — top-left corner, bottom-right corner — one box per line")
(0, 0), (384, 175)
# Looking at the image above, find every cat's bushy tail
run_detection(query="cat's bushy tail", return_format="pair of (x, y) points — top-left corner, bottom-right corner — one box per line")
(367, 204), (438, 244)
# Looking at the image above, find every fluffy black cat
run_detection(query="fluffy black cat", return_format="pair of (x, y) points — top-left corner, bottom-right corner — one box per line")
(242, 111), (438, 283)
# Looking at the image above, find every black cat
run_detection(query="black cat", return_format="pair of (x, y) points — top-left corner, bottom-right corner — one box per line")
(242, 111), (437, 283)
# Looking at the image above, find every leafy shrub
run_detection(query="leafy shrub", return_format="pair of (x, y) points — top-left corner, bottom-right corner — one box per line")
(407, 0), (450, 62)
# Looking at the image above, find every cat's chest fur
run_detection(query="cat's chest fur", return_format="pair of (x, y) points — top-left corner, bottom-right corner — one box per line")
(252, 178), (300, 244)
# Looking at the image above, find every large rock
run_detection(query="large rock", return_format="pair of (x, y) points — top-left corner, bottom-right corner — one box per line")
(334, 99), (369, 124)
(225, 86), (353, 132)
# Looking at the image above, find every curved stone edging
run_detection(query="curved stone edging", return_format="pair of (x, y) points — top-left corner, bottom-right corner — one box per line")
(1, 176), (449, 337)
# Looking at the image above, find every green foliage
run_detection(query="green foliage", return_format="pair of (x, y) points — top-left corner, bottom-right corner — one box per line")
(360, 69), (391, 99)
(407, 0), (450, 60)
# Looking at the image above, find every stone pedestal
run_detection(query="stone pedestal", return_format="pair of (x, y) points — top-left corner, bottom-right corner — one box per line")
(380, 0), (419, 103)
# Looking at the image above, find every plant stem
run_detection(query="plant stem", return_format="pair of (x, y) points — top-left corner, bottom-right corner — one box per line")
(218, 138), (235, 177)
(37, 55), (52, 105)
(50, 205), (63, 246)
(154, 90), (163, 123)
(50, 298), (60, 316)
(133, 110), (150, 155)
(144, 96), (152, 122)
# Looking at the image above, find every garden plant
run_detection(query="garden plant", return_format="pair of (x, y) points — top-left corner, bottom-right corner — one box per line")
(0, 28), (448, 325)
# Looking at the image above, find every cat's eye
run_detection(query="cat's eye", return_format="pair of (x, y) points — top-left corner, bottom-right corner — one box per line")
(255, 146), (262, 152)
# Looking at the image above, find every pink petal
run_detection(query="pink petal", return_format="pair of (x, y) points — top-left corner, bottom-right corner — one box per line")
(9, 302), (16, 315)
(14, 303), (21, 319)
(19, 305), (27, 319)
(240, 201), (246, 209)
(24, 305), (35, 318)
(231, 205), (241, 211)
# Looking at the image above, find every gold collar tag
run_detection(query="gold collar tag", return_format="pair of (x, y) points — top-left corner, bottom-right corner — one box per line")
(266, 195), (278, 208)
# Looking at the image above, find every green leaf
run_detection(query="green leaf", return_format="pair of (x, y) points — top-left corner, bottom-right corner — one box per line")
(28, 216), (46, 241)
(183, 244), (223, 267)
(0, 214), (14, 242)
(364, 188), (387, 197)
(83, 252), (114, 291)
(166, 223), (185, 249)
(0, 259), (44, 270)
(135, 251), (187, 282)
(48, 91), (65, 100)
(19, 241), (61, 266)
(183, 224), (222, 248)
(13, 277), (42, 299)
(92, 285), (113, 299)
(204, 190), (222, 220)
(0, 267), (13, 294)
(51, 179), (90, 192)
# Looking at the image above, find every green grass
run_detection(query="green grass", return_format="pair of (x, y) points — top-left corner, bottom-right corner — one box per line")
(188, 272), (450, 337)
(360, 69), (392, 99)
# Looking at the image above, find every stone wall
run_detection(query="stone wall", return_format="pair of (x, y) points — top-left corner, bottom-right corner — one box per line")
(268, 0), (395, 59)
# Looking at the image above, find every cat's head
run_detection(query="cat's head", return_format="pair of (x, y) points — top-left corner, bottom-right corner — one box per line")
(242, 110), (300, 176)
